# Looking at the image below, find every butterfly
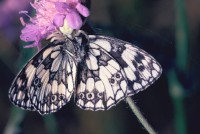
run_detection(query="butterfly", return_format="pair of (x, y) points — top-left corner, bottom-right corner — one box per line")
(9, 32), (162, 115)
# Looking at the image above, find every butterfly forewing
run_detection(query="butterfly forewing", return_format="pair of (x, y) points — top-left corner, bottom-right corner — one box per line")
(9, 41), (77, 114)
(76, 35), (162, 111)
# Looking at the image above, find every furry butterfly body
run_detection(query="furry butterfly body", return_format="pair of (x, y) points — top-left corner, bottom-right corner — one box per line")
(9, 34), (162, 115)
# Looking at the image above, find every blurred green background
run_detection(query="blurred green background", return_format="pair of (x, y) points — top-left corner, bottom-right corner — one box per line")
(0, 0), (199, 134)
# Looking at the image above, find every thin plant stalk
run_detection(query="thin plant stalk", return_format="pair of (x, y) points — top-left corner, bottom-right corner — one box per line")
(167, 70), (186, 134)
(126, 97), (156, 134)
(3, 107), (26, 134)
(43, 115), (59, 134)
(169, 0), (189, 133)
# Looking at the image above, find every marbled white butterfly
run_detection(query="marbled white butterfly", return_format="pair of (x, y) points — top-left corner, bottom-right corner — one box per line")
(9, 32), (162, 115)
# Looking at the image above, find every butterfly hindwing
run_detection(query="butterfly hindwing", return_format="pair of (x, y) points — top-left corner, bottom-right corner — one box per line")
(76, 35), (162, 111)
(9, 41), (77, 114)
(76, 50), (128, 110)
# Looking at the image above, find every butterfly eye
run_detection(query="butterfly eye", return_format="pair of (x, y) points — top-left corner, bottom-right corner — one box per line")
(86, 93), (94, 100)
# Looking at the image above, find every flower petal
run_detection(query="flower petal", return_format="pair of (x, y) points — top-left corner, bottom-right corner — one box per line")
(20, 24), (40, 41)
(53, 14), (65, 27)
(55, 2), (71, 13)
(66, 11), (82, 29)
(76, 3), (90, 17)
(20, 23), (43, 48)
(23, 41), (40, 48)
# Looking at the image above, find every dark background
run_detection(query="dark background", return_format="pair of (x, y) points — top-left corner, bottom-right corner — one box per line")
(0, 0), (199, 134)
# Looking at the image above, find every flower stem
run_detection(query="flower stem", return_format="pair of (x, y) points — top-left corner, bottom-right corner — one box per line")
(126, 97), (156, 134)
(3, 107), (26, 134)
(43, 115), (58, 134)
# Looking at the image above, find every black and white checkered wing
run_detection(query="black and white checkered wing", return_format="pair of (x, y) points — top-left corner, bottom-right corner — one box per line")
(76, 35), (162, 111)
(9, 41), (77, 114)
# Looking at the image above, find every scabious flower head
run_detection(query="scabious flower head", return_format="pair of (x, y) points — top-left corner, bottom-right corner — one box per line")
(20, 0), (90, 48)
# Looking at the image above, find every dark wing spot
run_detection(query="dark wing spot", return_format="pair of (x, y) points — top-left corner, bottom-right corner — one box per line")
(115, 73), (122, 79)
(34, 78), (39, 85)
(86, 93), (94, 100)
(135, 52), (145, 63)
(58, 94), (65, 101)
(110, 78), (115, 84)
(138, 65), (145, 72)
(51, 95), (57, 102)
(79, 93), (84, 99)
(97, 92), (103, 98)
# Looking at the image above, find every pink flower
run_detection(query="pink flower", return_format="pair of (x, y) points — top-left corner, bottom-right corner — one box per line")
(20, 0), (90, 48)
